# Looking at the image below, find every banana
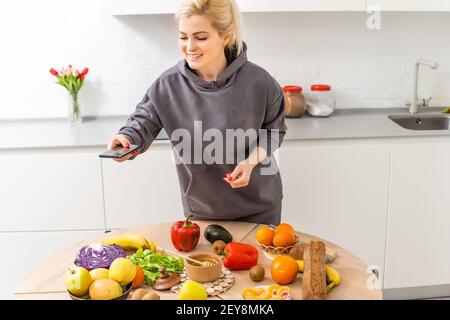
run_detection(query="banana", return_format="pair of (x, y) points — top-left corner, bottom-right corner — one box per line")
(296, 260), (341, 293)
(102, 234), (155, 251)
(325, 265), (341, 293)
(148, 240), (158, 253)
(296, 260), (304, 272)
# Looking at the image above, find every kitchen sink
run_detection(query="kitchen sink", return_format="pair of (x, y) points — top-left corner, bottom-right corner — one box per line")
(388, 114), (450, 130)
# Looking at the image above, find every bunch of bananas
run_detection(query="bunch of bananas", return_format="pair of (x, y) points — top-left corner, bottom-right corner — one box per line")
(102, 234), (157, 252)
(296, 260), (341, 293)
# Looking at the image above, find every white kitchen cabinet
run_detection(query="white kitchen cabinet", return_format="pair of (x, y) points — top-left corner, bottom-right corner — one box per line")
(0, 151), (105, 232)
(102, 143), (183, 229)
(279, 140), (390, 282)
(107, 0), (366, 15)
(2, 230), (104, 299)
(366, 0), (450, 12)
(384, 142), (450, 290)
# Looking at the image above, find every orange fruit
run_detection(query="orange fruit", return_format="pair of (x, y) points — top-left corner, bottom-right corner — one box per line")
(270, 256), (299, 285)
(131, 265), (145, 289)
(274, 223), (294, 235)
(255, 226), (275, 246)
(272, 231), (296, 247)
(89, 279), (123, 300)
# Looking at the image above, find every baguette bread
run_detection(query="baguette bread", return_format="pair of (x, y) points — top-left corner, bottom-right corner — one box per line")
(302, 241), (327, 300)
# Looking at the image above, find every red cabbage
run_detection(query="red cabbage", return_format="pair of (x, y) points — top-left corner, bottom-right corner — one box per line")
(74, 244), (126, 270)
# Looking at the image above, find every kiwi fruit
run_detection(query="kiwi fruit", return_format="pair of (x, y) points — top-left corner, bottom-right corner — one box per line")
(212, 240), (226, 255)
(249, 265), (265, 282)
(130, 288), (148, 300)
(141, 292), (160, 300)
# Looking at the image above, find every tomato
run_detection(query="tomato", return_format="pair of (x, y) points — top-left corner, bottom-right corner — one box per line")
(270, 256), (299, 285)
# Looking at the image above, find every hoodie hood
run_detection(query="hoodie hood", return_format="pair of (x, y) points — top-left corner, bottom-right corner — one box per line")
(176, 42), (248, 91)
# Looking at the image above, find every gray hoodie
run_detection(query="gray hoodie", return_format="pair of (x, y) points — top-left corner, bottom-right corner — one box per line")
(118, 44), (287, 220)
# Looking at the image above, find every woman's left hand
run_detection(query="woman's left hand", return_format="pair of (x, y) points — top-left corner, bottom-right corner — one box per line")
(226, 162), (256, 189)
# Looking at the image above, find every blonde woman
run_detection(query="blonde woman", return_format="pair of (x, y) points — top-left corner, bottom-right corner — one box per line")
(107, 0), (286, 225)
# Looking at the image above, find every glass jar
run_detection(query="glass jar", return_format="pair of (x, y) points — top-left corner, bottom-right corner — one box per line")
(307, 84), (335, 117)
(282, 85), (307, 118)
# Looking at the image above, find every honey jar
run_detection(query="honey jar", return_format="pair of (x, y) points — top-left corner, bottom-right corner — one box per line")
(282, 85), (307, 118)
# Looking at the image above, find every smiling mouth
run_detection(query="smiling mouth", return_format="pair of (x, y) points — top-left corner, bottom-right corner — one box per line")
(188, 53), (203, 59)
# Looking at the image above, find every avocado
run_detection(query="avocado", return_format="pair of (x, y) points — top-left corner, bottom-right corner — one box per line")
(204, 224), (233, 244)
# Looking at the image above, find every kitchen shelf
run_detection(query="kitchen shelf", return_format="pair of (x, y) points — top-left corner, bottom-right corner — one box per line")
(107, 0), (366, 16)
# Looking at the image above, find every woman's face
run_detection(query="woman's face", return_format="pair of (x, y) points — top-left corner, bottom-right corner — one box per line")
(178, 14), (229, 71)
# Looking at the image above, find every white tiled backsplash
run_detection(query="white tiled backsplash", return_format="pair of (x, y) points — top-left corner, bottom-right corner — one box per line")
(1, 1), (449, 119)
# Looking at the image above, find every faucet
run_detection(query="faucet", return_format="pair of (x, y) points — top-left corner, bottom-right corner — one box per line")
(410, 58), (439, 114)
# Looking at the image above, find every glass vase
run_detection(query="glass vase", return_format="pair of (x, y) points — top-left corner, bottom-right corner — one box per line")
(69, 93), (82, 124)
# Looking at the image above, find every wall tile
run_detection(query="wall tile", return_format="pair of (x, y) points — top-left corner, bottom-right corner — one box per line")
(1, 4), (449, 119)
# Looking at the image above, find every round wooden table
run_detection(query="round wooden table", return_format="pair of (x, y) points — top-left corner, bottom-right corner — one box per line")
(14, 221), (382, 300)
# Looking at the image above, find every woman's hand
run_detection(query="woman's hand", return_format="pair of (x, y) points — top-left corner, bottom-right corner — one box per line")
(107, 134), (139, 163)
(225, 147), (267, 189)
(226, 161), (257, 189)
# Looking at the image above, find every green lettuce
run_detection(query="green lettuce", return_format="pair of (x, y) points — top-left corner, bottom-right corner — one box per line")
(129, 248), (184, 286)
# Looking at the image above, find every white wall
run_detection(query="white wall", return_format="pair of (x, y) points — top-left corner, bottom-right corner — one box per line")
(1, 1), (449, 119)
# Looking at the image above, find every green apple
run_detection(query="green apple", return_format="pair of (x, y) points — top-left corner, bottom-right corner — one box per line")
(178, 280), (207, 300)
(89, 268), (109, 281)
(64, 266), (92, 296)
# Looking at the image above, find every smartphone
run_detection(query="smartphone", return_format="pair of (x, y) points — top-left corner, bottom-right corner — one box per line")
(99, 144), (141, 159)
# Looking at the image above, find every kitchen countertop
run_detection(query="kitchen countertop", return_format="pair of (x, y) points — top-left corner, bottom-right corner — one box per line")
(1, 107), (449, 150)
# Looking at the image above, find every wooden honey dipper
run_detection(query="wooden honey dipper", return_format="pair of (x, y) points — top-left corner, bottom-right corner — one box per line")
(162, 249), (217, 267)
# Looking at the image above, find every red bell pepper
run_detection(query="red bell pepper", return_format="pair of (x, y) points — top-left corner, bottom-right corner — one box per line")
(170, 213), (200, 252)
(223, 242), (258, 270)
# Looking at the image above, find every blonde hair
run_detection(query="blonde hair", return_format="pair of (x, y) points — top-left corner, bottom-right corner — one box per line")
(176, 0), (244, 56)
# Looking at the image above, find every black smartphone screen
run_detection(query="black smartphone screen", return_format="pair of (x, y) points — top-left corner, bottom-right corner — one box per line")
(99, 144), (141, 159)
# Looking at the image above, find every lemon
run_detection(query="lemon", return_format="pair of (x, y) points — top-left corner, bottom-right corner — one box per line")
(89, 268), (109, 281)
(108, 258), (136, 286)
(178, 280), (207, 300)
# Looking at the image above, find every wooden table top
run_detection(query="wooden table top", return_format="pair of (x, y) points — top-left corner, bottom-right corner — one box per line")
(14, 221), (382, 300)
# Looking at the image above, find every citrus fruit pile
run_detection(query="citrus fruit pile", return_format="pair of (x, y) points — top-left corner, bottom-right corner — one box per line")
(256, 223), (297, 248)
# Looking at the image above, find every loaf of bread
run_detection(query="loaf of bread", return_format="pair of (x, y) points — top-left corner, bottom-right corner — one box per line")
(288, 242), (305, 260)
(302, 241), (327, 300)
